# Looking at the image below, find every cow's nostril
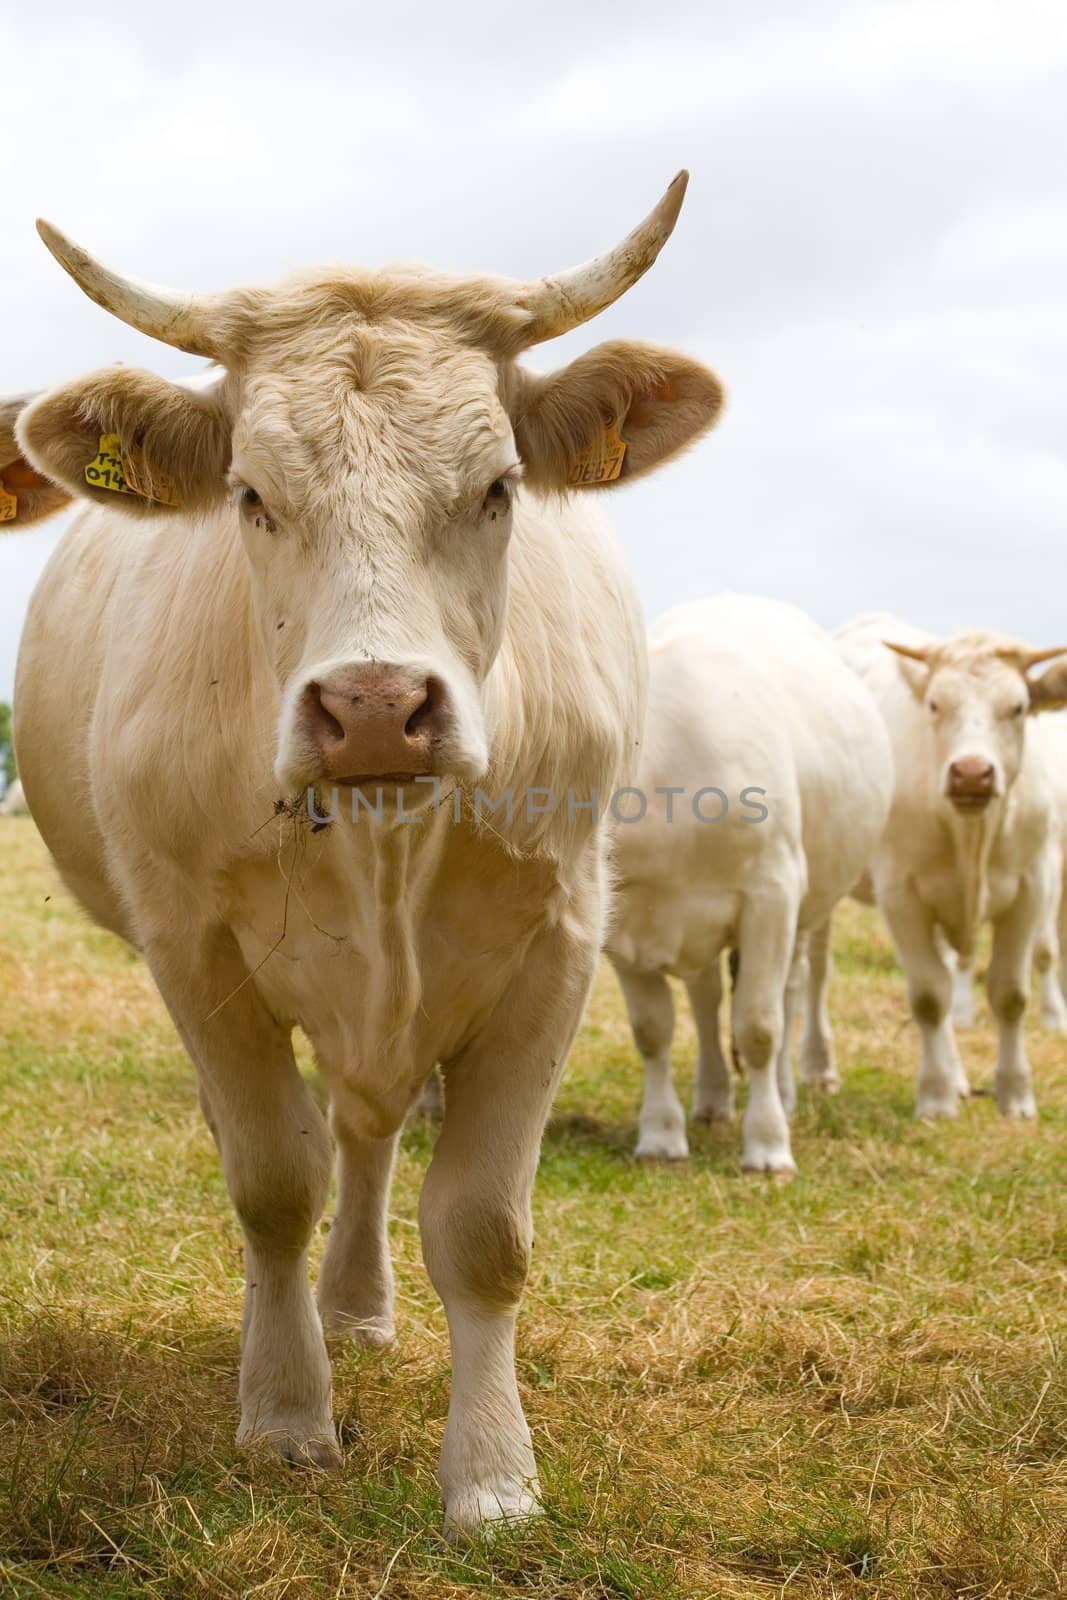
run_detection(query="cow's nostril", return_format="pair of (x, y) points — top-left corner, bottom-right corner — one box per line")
(405, 677), (446, 740)
(305, 680), (346, 744)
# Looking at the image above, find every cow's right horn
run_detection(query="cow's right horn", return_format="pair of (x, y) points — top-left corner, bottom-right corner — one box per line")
(35, 221), (219, 359)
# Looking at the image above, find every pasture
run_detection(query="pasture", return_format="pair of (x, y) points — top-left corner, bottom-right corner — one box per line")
(0, 816), (1064, 1599)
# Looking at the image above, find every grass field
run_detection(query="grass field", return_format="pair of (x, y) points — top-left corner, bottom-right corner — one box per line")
(0, 816), (1064, 1599)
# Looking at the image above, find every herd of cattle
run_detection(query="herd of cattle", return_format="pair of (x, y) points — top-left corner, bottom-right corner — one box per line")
(1, 172), (1064, 1535)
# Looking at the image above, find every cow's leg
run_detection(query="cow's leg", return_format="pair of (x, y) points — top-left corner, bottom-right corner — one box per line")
(1033, 922), (1067, 1034)
(614, 963), (687, 1160)
(775, 937), (806, 1120)
(799, 914), (839, 1091)
(146, 926), (337, 1466)
(317, 1116), (399, 1348)
(880, 891), (959, 1119)
(734, 879), (800, 1175)
(420, 917), (597, 1538)
(688, 957), (734, 1123)
(988, 883), (1040, 1118)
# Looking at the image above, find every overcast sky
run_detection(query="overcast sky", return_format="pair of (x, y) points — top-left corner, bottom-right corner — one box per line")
(2, 0), (1067, 701)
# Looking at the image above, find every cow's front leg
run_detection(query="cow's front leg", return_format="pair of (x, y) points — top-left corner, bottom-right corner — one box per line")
(317, 1111), (399, 1347)
(988, 881), (1040, 1118)
(879, 890), (958, 1119)
(419, 919), (597, 1539)
(147, 926), (338, 1467)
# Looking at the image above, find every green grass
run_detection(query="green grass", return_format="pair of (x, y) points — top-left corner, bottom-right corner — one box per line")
(1, 816), (1065, 1598)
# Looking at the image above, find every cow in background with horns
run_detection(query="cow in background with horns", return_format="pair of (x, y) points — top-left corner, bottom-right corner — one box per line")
(8, 174), (725, 1535)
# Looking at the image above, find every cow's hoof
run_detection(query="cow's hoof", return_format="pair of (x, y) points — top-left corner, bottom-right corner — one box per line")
(321, 1309), (396, 1349)
(237, 1415), (342, 1471)
(741, 1148), (796, 1181)
(997, 1095), (1036, 1120)
(635, 1130), (689, 1162)
(799, 1071), (840, 1095)
(443, 1479), (541, 1541)
(692, 1102), (735, 1125)
(916, 1093), (960, 1120)
(1039, 1008), (1067, 1036)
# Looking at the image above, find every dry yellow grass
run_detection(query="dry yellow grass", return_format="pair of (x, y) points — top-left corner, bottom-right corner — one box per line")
(0, 815), (1064, 1598)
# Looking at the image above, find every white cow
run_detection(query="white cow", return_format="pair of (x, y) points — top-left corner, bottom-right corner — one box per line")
(9, 175), (725, 1535)
(0, 778), (28, 816)
(606, 595), (893, 1175)
(832, 616), (1067, 1120)
(952, 709), (1067, 1033)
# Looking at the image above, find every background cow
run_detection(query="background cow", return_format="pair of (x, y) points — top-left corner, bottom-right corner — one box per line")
(606, 594), (893, 1175)
(9, 176), (725, 1535)
(832, 616), (1067, 1120)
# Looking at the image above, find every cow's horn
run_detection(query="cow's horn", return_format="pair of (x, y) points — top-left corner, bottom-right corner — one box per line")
(996, 644), (1067, 671)
(519, 171), (690, 345)
(35, 221), (218, 359)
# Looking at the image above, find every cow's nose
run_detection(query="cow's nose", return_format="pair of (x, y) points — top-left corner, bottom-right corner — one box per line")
(302, 666), (449, 780)
(947, 757), (996, 804)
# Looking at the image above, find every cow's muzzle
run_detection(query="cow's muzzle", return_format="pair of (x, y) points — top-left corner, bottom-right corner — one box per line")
(945, 756), (997, 812)
(299, 664), (451, 784)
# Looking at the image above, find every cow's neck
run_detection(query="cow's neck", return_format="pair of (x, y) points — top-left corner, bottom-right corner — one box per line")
(944, 801), (1004, 959)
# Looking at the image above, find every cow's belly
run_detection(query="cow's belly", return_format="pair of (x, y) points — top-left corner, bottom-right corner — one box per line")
(607, 883), (744, 980)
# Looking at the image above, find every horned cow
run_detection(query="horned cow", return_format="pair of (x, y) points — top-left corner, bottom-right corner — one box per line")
(830, 616), (1067, 1120)
(10, 176), (724, 1535)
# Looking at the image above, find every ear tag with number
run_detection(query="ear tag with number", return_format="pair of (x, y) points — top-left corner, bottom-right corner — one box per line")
(569, 419), (627, 487)
(84, 433), (181, 507)
(0, 480), (17, 522)
(85, 434), (135, 496)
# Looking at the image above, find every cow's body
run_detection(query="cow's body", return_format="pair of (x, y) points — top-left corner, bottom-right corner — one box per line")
(606, 594), (893, 1173)
(11, 179), (724, 1533)
(834, 613), (1065, 1119)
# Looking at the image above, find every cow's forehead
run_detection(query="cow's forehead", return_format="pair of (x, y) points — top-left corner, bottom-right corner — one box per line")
(228, 315), (514, 513)
(930, 656), (1023, 699)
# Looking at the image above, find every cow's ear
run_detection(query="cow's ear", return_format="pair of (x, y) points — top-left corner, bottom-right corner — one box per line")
(511, 340), (724, 493)
(0, 394), (72, 527)
(1027, 658), (1067, 714)
(17, 366), (230, 518)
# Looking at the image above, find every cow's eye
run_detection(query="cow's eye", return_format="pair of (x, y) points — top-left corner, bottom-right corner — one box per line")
(928, 700), (939, 714)
(482, 477), (512, 520)
(1010, 702), (1025, 717)
(242, 486), (263, 511)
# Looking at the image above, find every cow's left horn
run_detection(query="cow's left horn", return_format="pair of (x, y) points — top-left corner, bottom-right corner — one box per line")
(35, 221), (219, 359)
(519, 171), (690, 345)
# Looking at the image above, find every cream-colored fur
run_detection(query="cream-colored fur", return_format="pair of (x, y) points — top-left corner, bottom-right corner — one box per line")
(836, 615), (1067, 1120)
(606, 595), (893, 1175)
(13, 251), (722, 1535)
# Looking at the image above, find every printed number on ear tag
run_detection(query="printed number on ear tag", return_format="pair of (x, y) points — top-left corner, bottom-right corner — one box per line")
(84, 433), (181, 507)
(0, 481), (17, 522)
(85, 434), (135, 496)
(569, 419), (627, 487)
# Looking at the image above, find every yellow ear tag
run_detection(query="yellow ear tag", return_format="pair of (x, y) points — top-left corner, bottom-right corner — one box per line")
(85, 434), (135, 496)
(84, 434), (181, 507)
(569, 419), (627, 488)
(0, 480), (17, 522)
(121, 442), (181, 508)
